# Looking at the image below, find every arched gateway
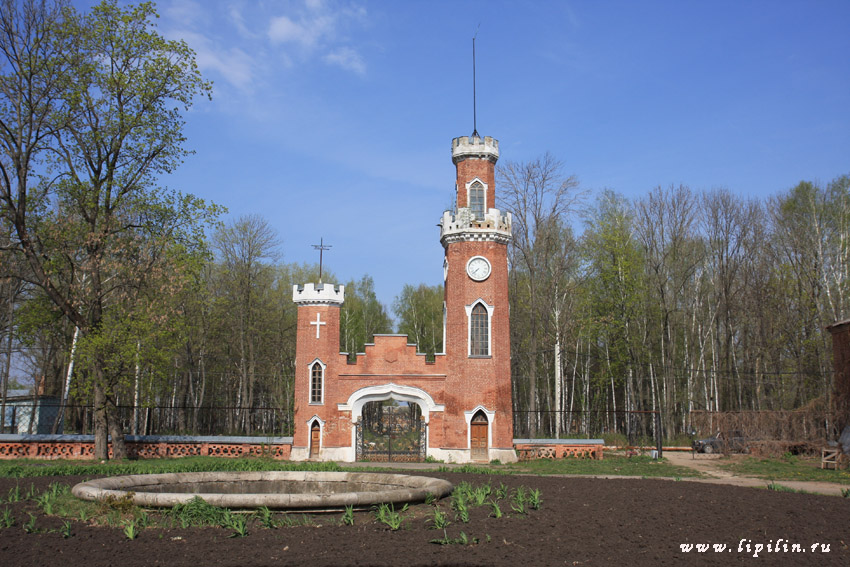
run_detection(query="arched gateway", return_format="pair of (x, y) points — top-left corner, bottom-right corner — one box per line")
(290, 134), (516, 464)
(341, 384), (443, 462)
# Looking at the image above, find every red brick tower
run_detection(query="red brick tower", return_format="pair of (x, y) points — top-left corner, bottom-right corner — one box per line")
(438, 134), (515, 462)
(291, 283), (345, 461)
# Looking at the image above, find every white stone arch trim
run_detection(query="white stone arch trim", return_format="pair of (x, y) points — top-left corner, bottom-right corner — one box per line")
(309, 358), (326, 405)
(441, 300), (447, 355)
(465, 177), (488, 218)
(465, 299), (494, 357)
(338, 383), (445, 424)
(464, 405), (495, 450)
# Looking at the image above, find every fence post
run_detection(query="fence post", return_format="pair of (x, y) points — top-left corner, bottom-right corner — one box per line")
(655, 412), (663, 459)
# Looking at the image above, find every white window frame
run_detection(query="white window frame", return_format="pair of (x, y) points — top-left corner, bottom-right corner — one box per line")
(465, 299), (494, 357)
(465, 178), (488, 219)
(309, 358), (326, 405)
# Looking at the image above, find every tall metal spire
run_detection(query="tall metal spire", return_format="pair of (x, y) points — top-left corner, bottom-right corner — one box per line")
(472, 27), (480, 138)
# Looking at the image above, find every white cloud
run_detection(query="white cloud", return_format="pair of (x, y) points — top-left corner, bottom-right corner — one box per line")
(162, 0), (209, 28)
(324, 47), (365, 75)
(266, 1), (368, 75)
(228, 4), (258, 40)
(201, 47), (256, 91)
(268, 15), (311, 45)
(267, 13), (333, 48)
(168, 29), (256, 92)
(161, 0), (369, 92)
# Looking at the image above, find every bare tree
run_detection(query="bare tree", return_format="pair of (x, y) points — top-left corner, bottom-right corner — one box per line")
(498, 154), (583, 436)
(213, 214), (280, 433)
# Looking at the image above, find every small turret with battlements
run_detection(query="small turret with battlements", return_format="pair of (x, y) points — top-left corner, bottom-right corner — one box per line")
(292, 283), (345, 306)
(451, 135), (499, 164)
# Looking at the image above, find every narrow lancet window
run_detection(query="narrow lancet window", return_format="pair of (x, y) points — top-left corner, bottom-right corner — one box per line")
(310, 362), (323, 403)
(470, 182), (485, 220)
(470, 303), (489, 356)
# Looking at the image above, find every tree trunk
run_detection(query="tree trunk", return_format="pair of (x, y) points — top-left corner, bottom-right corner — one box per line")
(93, 383), (109, 460)
(52, 326), (80, 434)
(554, 328), (562, 439)
(0, 286), (13, 434)
(107, 394), (127, 459)
(132, 341), (141, 435)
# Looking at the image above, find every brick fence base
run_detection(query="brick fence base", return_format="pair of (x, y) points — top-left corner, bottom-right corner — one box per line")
(513, 439), (604, 461)
(0, 435), (603, 462)
(0, 435), (292, 460)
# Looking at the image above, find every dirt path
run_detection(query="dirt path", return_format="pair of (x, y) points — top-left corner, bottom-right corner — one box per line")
(665, 451), (848, 496)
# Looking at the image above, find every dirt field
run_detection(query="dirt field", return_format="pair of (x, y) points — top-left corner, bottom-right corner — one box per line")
(1, 472), (848, 566)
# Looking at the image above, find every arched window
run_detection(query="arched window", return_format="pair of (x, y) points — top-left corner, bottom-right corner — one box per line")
(470, 303), (489, 356)
(310, 362), (323, 404)
(469, 181), (485, 220)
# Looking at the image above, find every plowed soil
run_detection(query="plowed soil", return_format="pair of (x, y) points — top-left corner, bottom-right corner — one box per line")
(1, 472), (848, 566)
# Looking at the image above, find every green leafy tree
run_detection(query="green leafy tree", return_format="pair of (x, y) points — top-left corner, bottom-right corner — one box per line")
(0, 0), (217, 458)
(340, 275), (392, 358)
(581, 190), (645, 423)
(393, 283), (443, 357)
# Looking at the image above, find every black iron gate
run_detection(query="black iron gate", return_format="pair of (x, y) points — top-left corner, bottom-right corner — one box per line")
(356, 399), (425, 462)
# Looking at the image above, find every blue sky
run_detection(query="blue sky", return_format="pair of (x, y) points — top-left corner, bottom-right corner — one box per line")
(109, 0), (850, 310)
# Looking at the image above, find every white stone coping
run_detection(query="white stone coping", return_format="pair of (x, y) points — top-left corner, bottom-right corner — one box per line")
(292, 282), (345, 305)
(451, 135), (499, 161)
(0, 434), (293, 444)
(72, 471), (453, 510)
(513, 438), (605, 445)
(439, 208), (512, 245)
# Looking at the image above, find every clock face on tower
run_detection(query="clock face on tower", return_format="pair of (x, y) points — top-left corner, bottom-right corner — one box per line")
(466, 256), (491, 281)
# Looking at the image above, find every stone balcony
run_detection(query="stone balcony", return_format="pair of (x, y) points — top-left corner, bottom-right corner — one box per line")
(439, 207), (512, 245)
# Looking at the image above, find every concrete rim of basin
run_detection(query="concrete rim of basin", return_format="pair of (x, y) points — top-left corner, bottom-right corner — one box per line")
(71, 471), (454, 510)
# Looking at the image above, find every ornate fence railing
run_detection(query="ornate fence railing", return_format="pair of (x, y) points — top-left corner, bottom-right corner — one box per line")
(2, 403), (293, 438)
(513, 410), (663, 452)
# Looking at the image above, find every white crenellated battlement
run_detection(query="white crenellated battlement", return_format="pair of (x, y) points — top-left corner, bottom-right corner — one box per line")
(452, 135), (499, 164)
(292, 283), (345, 305)
(439, 207), (512, 246)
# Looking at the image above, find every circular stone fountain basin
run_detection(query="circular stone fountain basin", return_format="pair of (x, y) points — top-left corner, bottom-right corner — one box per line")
(72, 471), (453, 510)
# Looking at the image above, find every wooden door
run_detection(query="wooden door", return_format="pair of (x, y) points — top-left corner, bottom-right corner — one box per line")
(470, 412), (488, 462)
(310, 423), (320, 459)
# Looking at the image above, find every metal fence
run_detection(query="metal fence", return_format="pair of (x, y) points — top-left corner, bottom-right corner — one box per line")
(513, 410), (663, 451)
(4, 403), (662, 451)
(2, 403), (293, 437)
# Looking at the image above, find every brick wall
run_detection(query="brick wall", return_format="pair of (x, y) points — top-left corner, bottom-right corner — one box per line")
(455, 158), (496, 210)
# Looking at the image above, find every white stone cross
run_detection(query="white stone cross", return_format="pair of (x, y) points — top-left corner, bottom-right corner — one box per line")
(310, 312), (326, 339)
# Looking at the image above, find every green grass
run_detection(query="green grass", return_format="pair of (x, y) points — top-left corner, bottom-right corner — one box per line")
(0, 457), (346, 479)
(717, 456), (850, 485)
(505, 454), (702, 478)
(169, 496), (231, 528)
(0, 454), (699, 480)
(766, 482), (808, 494)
